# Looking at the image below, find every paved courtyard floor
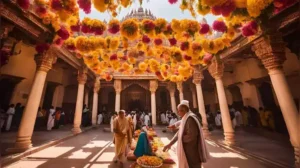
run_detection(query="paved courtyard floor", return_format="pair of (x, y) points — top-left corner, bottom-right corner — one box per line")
(4, 126), (291, 168)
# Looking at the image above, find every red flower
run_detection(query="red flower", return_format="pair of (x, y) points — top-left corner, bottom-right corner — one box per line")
(143, 20), (155, 32)
(183, 55), (192, 60)
(212, 20), (227, 32)
(54, 38), (63, 46)
(35, 43), (50, 54)
(168, 0), (178, 4)
(71, 24), (81, 32)
(142, 35), (151, 44)
(110, 54), (118, 61)
(67, 45), (76, 51)
(51, 0), (63, 10)
(93, 27), (104, 35)
(211, 5), (222, 15)
(168, 38), (177, 46)
(199, 23), (210, 34)
(81, 25), (91, 33)
(77, 0), (91, 14)
(154, 38), (163, 45)
(121, 55), (128, 61)
(180, 41), (189, 51)
(17, 0), (30, 10)
(203, 53), (213, 64)
(241, 21), (258, 37)
(57, 27), (70, 40)
(35, 7), (47, 15)
(108, 24), (120, 34)
(221, 0), (236, 17)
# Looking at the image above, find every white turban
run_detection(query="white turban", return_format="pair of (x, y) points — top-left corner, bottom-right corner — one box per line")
(177, 100), (190, 109)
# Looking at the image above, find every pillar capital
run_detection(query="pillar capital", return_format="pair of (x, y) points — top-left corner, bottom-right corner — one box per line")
(193, 69), (204, 84)
(77, 67), (87, 84)
(35, 48), (57, 72)
(208, 59), (224, 80)
(252, 32), (286, 72)
(176, 82), (183, 92)
(114, 79), (122, 94)
(94, 77), (101, 93)
(149, 80), (158, 93)
(167, 82), (176, 94)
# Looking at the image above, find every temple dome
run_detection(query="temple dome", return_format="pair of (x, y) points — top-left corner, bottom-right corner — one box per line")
(121, 7), (156, 22)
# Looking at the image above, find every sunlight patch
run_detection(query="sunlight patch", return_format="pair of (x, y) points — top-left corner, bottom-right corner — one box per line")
(89, 164), (111, 168)
(82, 140), (110, 148)
(96, 152), (115, 162)
(28, 147), (74, 158)
(67, 149), (92, 159)
(8, 160), (47, 168)
(210, 152), (247, 160)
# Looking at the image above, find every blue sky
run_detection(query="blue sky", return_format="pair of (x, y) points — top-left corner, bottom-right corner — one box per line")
(79, 0), (217, 25)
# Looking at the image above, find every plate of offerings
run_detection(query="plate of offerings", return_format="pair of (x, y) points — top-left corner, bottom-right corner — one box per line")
(137, 156), (163, 168)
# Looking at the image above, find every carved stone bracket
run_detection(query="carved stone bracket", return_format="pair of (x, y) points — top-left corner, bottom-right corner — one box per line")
(252, 33), (286, 71)
(167, 82), (176, 95)
(94, 77), (101, 93)
(114, 79), (122, 93)
(208, 58), (224, 80)
(176, 82), (183, 93)
(149, 80), (158, 93)
(77, 67), (87, 84)
(193, 69), (204, 84)
(35, 47), (57, 72)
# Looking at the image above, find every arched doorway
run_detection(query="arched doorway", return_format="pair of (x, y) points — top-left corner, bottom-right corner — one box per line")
(121, 84), (149, 111)
(228, 85), (243, 109)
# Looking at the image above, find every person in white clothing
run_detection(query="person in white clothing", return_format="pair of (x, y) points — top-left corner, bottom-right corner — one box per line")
(132, 112), (137, 131)
(5, 104), (15, 131)
(169, 113), (178, 126)
(144, 113), (150, 126)
(110, 112), (117, 133)
(47, 106), (55, 131)
(215, 111), (222, 129)
(97, 112), (103, 125)
(160, 112), (166, 124)
(235, 110), (242, 127)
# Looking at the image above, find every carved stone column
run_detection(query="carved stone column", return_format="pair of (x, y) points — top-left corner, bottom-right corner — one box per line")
(167, 83), (177, 113)
(150, 80), (158, 125)
(193, 69), (209, 137)
(208, 59), (235, 144)
(190, 85), (198, 109)
(92, 77), (100, 126)
(114, 79), (122, 112)
(9, 48), (56, 152)
(72, 67), (87, 134)
(176, 82), (184, 101)
(252, 33), (299, 163)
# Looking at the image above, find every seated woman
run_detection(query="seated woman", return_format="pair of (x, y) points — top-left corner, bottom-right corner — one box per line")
(134, 126), (152, 157)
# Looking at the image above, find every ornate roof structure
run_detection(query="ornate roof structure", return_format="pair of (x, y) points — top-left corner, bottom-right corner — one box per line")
(121, 7), (156, 22)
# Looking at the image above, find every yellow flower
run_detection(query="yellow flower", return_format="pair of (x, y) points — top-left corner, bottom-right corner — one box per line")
(171, 19), (184, 33)
(234, 0), (247, 8)
(170, 75), (178, 82)
(110, 61), (121, 70)
(214, 38), (225, 51)
(247, 0), (273, 17)
(226, 26), (236, 39)
(122, 62), (132, 71)
(109, 37), (120, 51)
(197, 2), (210, 15)
(99, 61), (109, 69)
(138, 62), (148, 71)
(120, 19), (139, 40)
(128, 57), (136, 64)
(180, 0), (188, 10)
(120, 0), (131, 7)
(178, 65), (191, 78)
(201, 0), (227, 7)
(180, 19), (200, 36)
(93, 0), (108, 12)
(101, 53), (110, 61)
(154, 18), (167, 35)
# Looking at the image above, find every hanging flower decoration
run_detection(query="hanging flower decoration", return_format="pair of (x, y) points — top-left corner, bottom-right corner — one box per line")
(168, 0), (178, 4)
(241, 20), (258, 37)
(120, 19), (139, 40)
(57, 26), (70, 40)
(77, 0), (91, 14)
(142, 35), (151, 44)
(212, 19), (227, 32)
(154, 18), (167, 35)
(108, 19), (120, 34)
(17, 0), (31, 10)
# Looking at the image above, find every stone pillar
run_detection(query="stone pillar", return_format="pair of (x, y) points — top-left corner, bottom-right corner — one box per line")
(114, 79), (122, 112)
(84, 90), (89, 106)
(176, 82), (184, 101)
(72, 68), (87, 134)
(52, 85), (65, 108)
(9, 48), (56, 152)
(208, 59), (235, 144)
(252, 33), (299, 163)
(150, 80), (158, 125)
(92, 77), (100, 126)
(167, 83), (177, 112)
(193, 69), (209, 136)
(191, 86), (198, 109)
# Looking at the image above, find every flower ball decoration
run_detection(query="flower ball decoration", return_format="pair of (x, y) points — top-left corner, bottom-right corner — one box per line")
(120, 19), (139, 40)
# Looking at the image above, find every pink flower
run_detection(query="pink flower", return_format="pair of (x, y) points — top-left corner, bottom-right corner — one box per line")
(154, 38), (163, 46)
(203, 53), (213, 64)
(71, 24), (81, 32)
(199, 23), (210, 34)
(212, 20), (227, 32)
(211, 5), (222, 15)
(220, 0), (236, 17)
(51, 0), (63, 10)
(35, 6), (47, 15)
(108, 24), (120, 34)
(168, 0), (178, 4)
(17, 0), (30, 10)
(35, 43), (50, 54)
(93, 27), (104, 35)
(142, 35), (151, 44)
(241, 21), (258, 37)
(180, 41), (189, 51)
(168, 38), (177, 46)
(77, 0), (91, 14)
(57, 27), (70, 40)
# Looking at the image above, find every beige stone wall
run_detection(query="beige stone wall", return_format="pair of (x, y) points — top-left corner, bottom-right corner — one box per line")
(1, 42), (37, 105)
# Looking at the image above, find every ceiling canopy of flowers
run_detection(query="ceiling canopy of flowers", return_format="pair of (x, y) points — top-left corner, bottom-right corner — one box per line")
(17, 0), (295, 81)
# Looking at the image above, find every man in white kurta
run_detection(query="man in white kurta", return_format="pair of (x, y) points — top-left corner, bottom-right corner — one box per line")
(47, 107), (55, 131)
(144, 113), (150, 126)
(5, 104), (15, 131)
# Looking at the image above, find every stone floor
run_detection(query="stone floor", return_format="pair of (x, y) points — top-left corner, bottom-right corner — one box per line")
(4, 126), (293, 168)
